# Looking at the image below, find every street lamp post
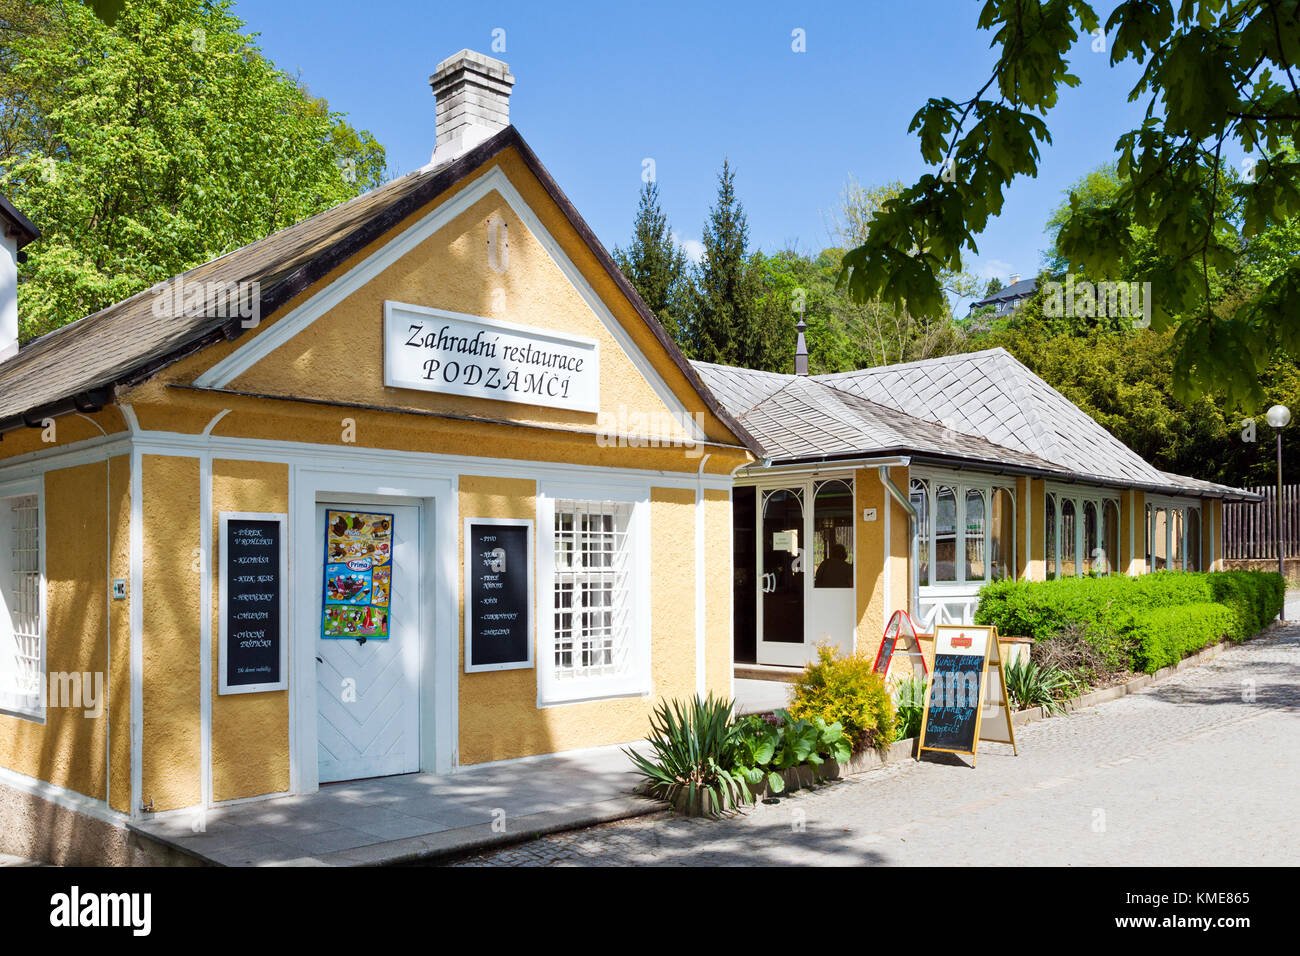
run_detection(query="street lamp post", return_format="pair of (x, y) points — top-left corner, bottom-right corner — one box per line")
(1266, 404), (1291, 621)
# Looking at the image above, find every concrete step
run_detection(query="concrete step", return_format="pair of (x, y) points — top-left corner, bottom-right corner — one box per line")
(734, 662), (804, 683)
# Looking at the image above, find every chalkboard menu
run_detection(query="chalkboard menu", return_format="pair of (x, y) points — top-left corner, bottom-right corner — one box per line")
(920, 653), (985, 752)
(219, 513), (288, 694)
(464, 519), (533, 672)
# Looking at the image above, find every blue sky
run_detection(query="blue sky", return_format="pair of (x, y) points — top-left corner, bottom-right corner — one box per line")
(234, 0), (1153, 311)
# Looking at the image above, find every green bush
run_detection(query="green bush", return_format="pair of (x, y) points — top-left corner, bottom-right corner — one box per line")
(788, 643), (896, 752)
(976, 570), (1282, 672)
(1128, 603), (1236, 673)
(730, 710), (851, 794)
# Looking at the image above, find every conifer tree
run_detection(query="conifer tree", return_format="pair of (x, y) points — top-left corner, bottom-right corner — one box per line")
(688, 158), (764, 367)
(613, 180), (689, 343)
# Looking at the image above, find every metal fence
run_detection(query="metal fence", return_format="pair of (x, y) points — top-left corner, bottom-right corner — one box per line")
(1223, 484), (1300, 559)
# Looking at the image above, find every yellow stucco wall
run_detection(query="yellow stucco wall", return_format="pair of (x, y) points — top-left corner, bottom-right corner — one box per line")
(0, 408), (126, 464)
(456, 475), (704, 765)
(703, 488), (733, 696)
(855, 468), (888, 651)
(0, 463), (111, 801)
(1132, 491), (1148, 574)
(141, 455), (201, 812)
(886, 466), (910, 622)
(210, 459), (291, 802)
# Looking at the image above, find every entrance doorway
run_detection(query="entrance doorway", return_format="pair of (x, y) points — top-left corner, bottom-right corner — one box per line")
(737, 477), (857, 666)
(315, 501), (421, 782)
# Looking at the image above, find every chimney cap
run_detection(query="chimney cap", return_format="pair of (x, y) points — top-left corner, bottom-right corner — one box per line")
(429, 49), (514, 89)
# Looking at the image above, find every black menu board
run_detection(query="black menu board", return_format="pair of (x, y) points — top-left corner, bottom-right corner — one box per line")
(465, 520), (532, 671)
(220, 514), (286, 693)
(920, 653), (985, 752)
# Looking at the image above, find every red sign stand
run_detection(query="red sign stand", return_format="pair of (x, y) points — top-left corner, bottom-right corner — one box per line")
(872, 609), (929, 679)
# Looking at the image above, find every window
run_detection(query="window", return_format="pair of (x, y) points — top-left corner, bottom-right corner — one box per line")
(934, 486), (957, 582)
(1047, 490), (1121, 578)
(1152, 507), (1168, 570)
(0, 489), (43, 719)
(812, 480), (854, 589)
(542, 495), (648, 704)
(964, 489), (986, 581)
(910, 479), (929, 587)
(912, 475), (1015, 586)
(1187, 508), (1201, 572)
(1082, 501), (1099, 575)
(1170, 509), (1184, 570)
(1104, 500), (1120, 574)
(1046, 493), (1057, 579)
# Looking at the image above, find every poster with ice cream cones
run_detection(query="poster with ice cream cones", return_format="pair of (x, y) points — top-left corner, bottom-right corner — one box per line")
(322, 509), (394, 639)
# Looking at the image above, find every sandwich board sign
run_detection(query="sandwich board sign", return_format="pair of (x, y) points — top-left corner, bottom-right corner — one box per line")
(872, 609), (928, 680)
(917, 623), (1017, 767)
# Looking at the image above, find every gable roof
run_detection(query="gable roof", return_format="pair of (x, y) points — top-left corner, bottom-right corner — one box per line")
(0, 127), (758, 452)
(694, 348), (1257, 500)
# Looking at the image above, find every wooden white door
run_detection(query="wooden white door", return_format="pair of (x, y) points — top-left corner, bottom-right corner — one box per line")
(315, 502), (420, 782)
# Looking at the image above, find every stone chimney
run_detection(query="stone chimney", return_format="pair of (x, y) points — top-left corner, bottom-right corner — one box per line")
(429, 50), (515, 166)
(0, 194), (40, 364)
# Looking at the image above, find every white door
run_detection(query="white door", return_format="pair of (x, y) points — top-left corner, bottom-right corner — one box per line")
(315, 502), (420, 782)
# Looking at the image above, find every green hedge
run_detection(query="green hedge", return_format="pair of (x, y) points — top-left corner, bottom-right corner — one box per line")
(975, 570), (1284, 672)
(1127, 603), (1236, 673)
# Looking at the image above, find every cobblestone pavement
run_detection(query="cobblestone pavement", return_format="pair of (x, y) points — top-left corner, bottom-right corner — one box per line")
(449, 623), (1300, 866)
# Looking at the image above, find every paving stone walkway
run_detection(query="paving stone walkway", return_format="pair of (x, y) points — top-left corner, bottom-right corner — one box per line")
(448, 622), (1300, 866)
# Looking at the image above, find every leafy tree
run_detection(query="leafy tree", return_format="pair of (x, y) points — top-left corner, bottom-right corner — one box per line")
(613, 180), (690, 343)
(0, 0), (387, 341)
(838, 0), (1300, 404)
(982, 277), (1005, 297)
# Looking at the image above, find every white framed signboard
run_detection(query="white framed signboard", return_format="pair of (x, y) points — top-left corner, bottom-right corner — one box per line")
(464, 517), (535, 673)
(219, 512), (289, 695)
(384, 301), (599, 413)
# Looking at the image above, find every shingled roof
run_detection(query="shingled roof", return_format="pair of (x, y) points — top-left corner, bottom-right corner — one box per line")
(0, 127), (757, 451)
(694, 349), (1257, 500)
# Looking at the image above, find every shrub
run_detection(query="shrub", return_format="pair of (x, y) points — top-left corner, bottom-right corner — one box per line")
(892, 674), (927, 741)
(1031, 620), (1121, 688)
(1003, 657), (1071, 715)
(976, 570), (1283, 671)
(730, 710), (851, 794)
(623, 694), (753, 817)
(1128, 603), (1235, 673)
(788, 643), (896, 752)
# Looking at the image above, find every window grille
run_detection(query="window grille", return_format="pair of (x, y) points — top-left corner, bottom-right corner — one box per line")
(552, 500), (632, 682)
(6, 495), (41, 705)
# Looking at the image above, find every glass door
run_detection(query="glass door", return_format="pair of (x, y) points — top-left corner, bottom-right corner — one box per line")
(755, 477), (857, 667)
(758, 488), (805, 665)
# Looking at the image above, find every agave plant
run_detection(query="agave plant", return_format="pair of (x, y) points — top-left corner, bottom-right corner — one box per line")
(1003, 657), (1070, 716)
(623, 694), (753, 817)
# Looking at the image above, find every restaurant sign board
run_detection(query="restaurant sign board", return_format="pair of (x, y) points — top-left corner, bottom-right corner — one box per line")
(384, 301), (599, 413)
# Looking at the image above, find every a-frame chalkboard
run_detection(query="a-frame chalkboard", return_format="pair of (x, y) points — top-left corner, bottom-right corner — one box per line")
(917, 624), (1017, 767)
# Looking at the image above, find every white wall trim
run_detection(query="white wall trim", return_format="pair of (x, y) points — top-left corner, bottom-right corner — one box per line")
(124, 404), (143, 819)
(192, 165), (704, 441)
(694, 456), (709, 696)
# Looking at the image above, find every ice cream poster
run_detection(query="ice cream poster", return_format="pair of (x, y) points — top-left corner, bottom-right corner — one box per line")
(322, 509), (394, 639)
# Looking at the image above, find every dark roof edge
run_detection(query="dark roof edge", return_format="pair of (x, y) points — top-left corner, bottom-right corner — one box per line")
(0, 194), (39, 248)
(758, 447), (1262, 501)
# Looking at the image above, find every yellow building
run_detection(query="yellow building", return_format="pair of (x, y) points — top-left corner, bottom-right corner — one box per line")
(0, 50), (1257, 864)
(0, 52), (759, 863)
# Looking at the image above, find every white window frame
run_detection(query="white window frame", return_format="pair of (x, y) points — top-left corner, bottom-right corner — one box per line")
(0, 476), (45, 722)
(910, 468), (1017, 589)
(1045, 484), (1122, 579)
(536, 481), (651, 706)
(1144, 495), (1202, 573)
